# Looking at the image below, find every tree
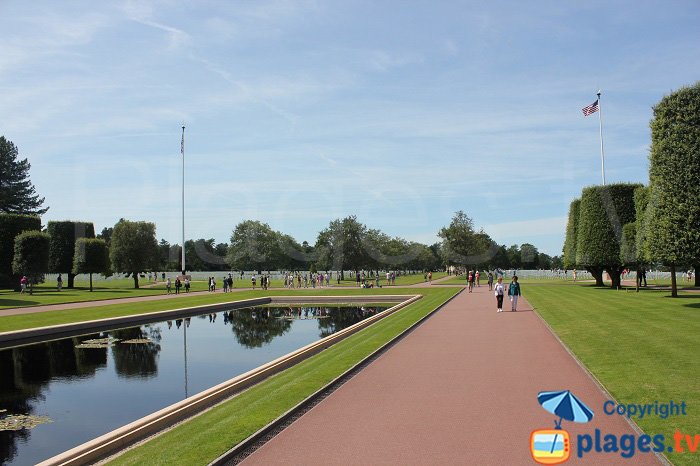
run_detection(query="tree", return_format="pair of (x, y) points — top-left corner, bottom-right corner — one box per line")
(576, 183), (641, 288)
(645, 82), (700, 295)
(0, 136), (49, 215)
(109, 220), (159, 289)
(12, 231), (50, 294)
(506, 244), (521, 270)
(0, 213), (41, 288)
(315, 216), (367, 277)
(438, 211), (497, 268)
(47, 221), (95, 288)
(520, 243), (539, 269)
(72, 238), (109, 291)
(97, 226), (114, 245)
(620, 223), (642, 291)
(226, 221), (280, 272)
(562, 199), (580, 270)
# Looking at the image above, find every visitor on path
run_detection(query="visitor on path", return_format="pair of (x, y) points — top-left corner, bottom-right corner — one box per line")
(251, 274), (256, 290)
(641, 269), (648, 287)
(184, 277), (190, 292)
(573, 269), (577, 282)
(20, 275), (28, 293)
(467, 271), (474, 293)
(508, 276), (521, 312)
(175, 278), (181, 294)
(428, 271), (432, 284)
(475, 270), (480, 287)
(487, 271), (494, 291)
(494, 277), (505, 313)
(57, 274), (63, 291)
(166, 278), (172, 294)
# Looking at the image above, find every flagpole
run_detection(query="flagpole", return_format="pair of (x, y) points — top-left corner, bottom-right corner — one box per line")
(181, 125), (186, 274)
(597, 90), (606, 185)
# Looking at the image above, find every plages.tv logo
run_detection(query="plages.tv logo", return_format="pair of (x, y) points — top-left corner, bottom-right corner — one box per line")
(530, 390), (594, 464)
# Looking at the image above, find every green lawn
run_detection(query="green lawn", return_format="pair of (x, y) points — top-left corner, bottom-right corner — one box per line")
(0, 287), (425, 333)
(334, 272), (448, 287)
(525, 284), (700, 466)
(105, 287), (458, 465)
(0, 278), (295, 311)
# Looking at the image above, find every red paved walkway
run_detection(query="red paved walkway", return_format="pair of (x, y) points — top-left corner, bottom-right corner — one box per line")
(241, 286), (663, 465)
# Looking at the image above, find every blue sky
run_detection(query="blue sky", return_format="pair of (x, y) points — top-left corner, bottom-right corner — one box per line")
(2, 0), (699, 256)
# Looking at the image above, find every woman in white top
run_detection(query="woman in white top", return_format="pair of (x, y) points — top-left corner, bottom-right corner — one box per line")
(494, 277), (505, 313)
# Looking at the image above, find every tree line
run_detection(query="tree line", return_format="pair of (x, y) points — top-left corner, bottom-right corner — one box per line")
(562, 82), (700, 296)
(2, 136), (561, 290)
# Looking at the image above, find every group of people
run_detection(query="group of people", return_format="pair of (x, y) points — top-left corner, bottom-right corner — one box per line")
(165, 276), (191, 294)
(493, 275), (522, 313)
(466, 270), (492, 292)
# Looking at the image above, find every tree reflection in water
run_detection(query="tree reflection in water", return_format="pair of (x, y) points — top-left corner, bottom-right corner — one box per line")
(0, 335), (107, 464)
(227, 308), (293, 349)
(316, 306), (382, 338)
(111, 326), (162, 379)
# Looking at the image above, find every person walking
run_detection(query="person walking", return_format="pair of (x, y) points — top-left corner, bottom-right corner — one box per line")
(467, 270), (473, 293)
(251, 274), (256, 290)
(57, 274), (63, 291)
(487, 271), (494, 291)
(20, 275), (28, 294)
(428, 271), (432, 284)
(475, 270), (480, 287)
(166, 277), (172, 294)
(184, 277), (190, 292)
(494, 277), (505, 313)
(508, 275), (522, 312)
(175, 277), (181, 294)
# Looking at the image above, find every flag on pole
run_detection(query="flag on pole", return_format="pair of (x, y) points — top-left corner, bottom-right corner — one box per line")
(582, 99), (599, 116)
(181, 130), (185, 155)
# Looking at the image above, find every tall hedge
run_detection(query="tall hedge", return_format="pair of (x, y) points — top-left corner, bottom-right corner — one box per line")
(633, 186), (650, 265)
(12, 230), (50, 293)
(646, 82), (700, 294)
(576, 183), (642, 287)
(562, 199), (580, 270)
(0, 213), (41, 288)
(73, 238), (109, 291)
(47, 221), (95, 288)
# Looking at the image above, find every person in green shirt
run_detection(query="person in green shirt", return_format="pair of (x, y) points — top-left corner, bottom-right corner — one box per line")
(508, 275), (522, 311)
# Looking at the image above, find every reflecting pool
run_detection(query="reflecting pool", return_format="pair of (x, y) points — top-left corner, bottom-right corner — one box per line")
(0, 305), (388, 465)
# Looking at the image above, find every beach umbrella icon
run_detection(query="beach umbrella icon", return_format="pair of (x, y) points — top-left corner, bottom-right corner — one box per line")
(537, 390), (594, 429)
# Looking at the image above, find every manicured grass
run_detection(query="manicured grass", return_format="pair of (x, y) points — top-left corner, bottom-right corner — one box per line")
(525, 284), (700, 466)
(0, 287), (425, 333)
(0, 278), (293, 310)
(107, 287), (458, 465)
(334, 272), (448, 287)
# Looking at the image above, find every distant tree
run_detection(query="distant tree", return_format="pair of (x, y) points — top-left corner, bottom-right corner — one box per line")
(315, 216), (367, 277)
(12, 231), (50, 294)
(576, 183), (641, 288)
(227, 221), (280, 273)
(645, 82), (700, 295)
(0, 136), (49, 215)
(72, 238), (109, 291)
(439, 211), (497, 269)
(562, 199), (580, 270)
(538, 253), (553, 270)
(0, 213), (41, 289)
(97, 226), (114, 245)
(520, 243), (539, 269)
(506, 244), (521, 270)
(47, 221), (95, 288)
(109, 220), (159, 289)
(550, 255), (564, 270)
(490, 245), (510, 270)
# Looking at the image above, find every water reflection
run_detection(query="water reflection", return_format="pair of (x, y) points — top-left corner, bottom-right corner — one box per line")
(0, 305), (387, 465)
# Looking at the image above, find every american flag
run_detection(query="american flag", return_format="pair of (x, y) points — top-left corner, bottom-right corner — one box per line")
(180, 129), (185, 156)
(582, 99), (599, 116)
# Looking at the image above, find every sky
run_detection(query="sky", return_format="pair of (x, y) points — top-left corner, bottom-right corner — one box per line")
(1, 0), (699, 256)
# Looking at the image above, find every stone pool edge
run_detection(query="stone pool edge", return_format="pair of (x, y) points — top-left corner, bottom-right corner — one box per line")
(0, 295), (413, 349)
(32, 294), (421, 466)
